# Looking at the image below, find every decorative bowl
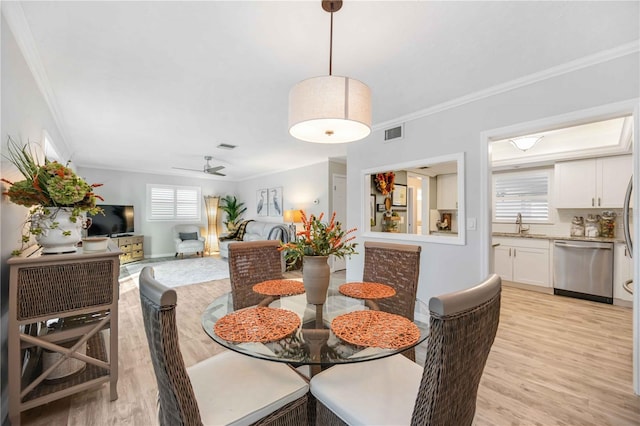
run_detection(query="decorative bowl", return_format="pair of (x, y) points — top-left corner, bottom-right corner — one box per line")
(82, 237), (109, 252)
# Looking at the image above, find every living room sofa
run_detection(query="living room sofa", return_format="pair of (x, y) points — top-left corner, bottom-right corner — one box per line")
(219, 220), (291, 258)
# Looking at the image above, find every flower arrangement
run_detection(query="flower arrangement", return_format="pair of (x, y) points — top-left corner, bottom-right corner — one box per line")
(374, 171), (395, 195)
(2, 137), (103, 254)
(279, 211), (357, 266)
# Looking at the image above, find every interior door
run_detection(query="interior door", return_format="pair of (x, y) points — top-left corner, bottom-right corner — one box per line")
(332, 174), (347, 272)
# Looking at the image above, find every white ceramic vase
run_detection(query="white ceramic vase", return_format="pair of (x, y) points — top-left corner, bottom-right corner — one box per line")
(33, 207), (83, 254)
(302, 255), (330, 305)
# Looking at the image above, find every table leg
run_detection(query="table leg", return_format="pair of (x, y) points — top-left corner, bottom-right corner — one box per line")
(315, 304), (323, 329)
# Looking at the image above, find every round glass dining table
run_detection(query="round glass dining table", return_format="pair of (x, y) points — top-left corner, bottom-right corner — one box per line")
(201, 284), (430, 369)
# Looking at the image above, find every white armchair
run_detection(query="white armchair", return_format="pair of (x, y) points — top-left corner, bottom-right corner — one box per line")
(173, 225), (205, 258)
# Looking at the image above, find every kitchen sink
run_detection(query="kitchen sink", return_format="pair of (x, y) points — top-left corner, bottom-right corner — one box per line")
(493, 232), (547, 238)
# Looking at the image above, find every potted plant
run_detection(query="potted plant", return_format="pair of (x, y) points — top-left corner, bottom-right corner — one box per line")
(279, 211), (357, 304)
(219, 195), (247, 232)
(1, 137), (103, 255)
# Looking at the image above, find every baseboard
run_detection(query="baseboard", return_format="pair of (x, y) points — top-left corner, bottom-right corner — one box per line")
(503, 280), (554, 294)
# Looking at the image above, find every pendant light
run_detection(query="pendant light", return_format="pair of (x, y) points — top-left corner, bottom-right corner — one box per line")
(288, 0), (372, 144)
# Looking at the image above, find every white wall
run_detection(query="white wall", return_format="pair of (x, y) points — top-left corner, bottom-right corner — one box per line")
(236, 161), (332, 222)
(346, 53), (640, 305)
(0, 15), (69, 423)
(77, 167), (237, 257)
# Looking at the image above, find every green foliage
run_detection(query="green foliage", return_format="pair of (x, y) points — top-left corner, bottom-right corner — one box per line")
(219, 195), (247, 229)
(2, 136), (105, 255)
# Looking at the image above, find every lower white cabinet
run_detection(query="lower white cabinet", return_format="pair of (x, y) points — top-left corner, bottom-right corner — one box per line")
(493, 237), (551, 287)
(614, 243), (633, 303)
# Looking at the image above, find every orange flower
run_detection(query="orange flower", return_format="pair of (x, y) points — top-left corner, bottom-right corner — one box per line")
(278, 210), (358, 266)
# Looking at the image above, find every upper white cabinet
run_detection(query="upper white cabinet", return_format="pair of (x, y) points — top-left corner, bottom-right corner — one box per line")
(436, 173), (458, 210)
(554, 155), (632, 208)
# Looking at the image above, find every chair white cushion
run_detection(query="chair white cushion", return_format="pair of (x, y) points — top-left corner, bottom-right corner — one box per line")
(310, 354), (422, 426)
(177, 240), (204, 252)
(187, 350), (309, 426)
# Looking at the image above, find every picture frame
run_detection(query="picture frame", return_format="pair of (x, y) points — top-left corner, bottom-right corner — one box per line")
(370, 194), (376, 226)
(256, 188), (268, 216)
(268, 187), (283, 217)
(392, 184), (407, 207)
(376, 204), (386, 212)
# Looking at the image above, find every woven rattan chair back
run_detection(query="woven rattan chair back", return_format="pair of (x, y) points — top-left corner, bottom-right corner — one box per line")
(139, 267), (202, 426)
(411, 274), (502, 426)
(363, 241), (421, 360)
(363, 241), (421, 318)
(228, 240), (285, 310)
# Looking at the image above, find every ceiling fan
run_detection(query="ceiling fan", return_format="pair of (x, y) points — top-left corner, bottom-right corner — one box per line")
(172, 156), (226, 176)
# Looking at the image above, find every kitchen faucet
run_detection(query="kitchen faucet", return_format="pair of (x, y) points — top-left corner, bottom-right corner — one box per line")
(515, 213), (529, 234)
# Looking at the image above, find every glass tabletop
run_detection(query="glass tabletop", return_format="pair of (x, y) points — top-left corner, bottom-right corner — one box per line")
(201, 287), (430, 366)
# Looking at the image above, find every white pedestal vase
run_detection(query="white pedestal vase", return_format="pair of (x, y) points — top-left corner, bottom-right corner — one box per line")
(33, 207), (83, 254)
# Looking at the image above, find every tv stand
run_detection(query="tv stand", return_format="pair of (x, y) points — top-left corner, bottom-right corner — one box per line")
(110, 235), (143, 264)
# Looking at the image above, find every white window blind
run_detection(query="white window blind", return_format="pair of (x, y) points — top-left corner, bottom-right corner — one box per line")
(493, 171), (550, 222)
(147, 184), (201, 221)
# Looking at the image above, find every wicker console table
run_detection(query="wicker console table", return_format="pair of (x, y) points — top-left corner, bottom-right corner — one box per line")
(7, 242), (121, 425)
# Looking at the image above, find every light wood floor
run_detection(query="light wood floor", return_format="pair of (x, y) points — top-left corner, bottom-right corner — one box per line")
(20, 276), (639, 425)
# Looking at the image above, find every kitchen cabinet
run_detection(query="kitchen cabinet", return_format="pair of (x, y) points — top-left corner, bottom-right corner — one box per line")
(554, 155), (632, 208)
(436, 173), (457, 210)
(493, 237), (550, 287)
(614, 243), (633, 303)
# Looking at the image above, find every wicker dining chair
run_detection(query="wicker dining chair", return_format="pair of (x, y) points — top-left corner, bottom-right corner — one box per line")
(139, 267), (308, 426)
(311, 274), (502, 426)
(362, 241), (421, 360)
(228, 240), (285, 310)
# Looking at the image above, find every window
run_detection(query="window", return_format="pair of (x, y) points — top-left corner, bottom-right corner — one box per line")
(147, 184), (201, 221)
(493, 170), (551, 223)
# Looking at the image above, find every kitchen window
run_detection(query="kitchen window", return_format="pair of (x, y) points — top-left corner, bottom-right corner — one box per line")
(493, 169), (551, 223)
(147, 184), (201, 221)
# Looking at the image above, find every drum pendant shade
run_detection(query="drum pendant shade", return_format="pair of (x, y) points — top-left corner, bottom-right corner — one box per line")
(288, 1), (371, 144)
(289, 75), (371, 144)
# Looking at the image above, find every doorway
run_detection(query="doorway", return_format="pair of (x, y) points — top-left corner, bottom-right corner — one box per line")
(480, 100), (640, 395)
(332, 174), (347, 271)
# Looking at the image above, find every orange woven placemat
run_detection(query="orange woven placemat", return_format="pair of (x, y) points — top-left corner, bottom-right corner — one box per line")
(214, 307), (301, 343)
(253, 279), (305, 296)
(339, 282), (396, 299)
(331, 310), (420, 349)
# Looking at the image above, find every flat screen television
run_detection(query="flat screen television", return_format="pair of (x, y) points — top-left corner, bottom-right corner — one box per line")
(88, 205), (135, 237)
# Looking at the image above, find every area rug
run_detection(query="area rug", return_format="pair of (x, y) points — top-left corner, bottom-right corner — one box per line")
(121, 256), (230, 288)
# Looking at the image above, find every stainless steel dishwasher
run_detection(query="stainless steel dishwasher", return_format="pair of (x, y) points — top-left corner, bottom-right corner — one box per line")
(553, 240), (613, 304)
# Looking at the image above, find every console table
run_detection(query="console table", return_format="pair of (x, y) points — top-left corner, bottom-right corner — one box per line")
(110, 235), (144, 264)
(7, 242), (121, 425)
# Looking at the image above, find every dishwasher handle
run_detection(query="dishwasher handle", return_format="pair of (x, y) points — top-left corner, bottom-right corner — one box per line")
(554, 241), (613, 250)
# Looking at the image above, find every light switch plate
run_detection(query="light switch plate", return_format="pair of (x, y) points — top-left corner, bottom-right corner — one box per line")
(467, 217), (477, 230)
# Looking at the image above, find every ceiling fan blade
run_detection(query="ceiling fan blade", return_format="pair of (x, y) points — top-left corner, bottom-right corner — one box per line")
(211, 171), (226, 176)
(172, 167), (203, 172)
(205, 165), (225, 173)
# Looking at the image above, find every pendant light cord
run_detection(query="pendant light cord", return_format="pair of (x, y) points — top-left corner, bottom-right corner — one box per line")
(329, 10), (333, 76)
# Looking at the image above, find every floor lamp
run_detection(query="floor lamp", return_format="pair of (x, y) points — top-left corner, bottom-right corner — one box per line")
(204, 196), (220, 254)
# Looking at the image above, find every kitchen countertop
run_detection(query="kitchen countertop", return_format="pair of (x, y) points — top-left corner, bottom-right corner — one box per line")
(492, 231), (624, 244)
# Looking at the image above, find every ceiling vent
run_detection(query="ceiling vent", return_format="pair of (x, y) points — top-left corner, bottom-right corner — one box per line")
(384, 124), (404, 142)
(217, 143), (237, 150)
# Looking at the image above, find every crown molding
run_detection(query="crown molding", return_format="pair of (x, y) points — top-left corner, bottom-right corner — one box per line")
(2, 2), (72, 156)
(374, 40), (640, 132)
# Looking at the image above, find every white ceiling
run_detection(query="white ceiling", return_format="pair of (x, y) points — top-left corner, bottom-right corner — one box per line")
(4, 1), (639, 181)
